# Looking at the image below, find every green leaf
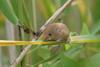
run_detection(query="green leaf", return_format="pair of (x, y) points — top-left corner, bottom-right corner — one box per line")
(42, 62), (53, 67)
(31, 46), (43, 65)
(42, 53), (79, 67)
(38, 46), (50, 60)
(22, 0), (36, 31)
(81, 23), (90, 34)
(37, 0), (55, 19)
(17, 0), (26, 26)
(0, 0), (18, 24)
(10, 0), (18, 17)
(61, 54), (79, 67)
(64, 45), (83, 59)
(83, 52), (100, 67)
(91, 0), (100, 22)
(10, 0), (37, 31)
(91, 21), (100, 34)
(53, 61), (62, 67)
(42, 0), (55, 17)
(54, 54), (79, 67)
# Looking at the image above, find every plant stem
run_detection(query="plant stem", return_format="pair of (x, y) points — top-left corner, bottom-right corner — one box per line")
(10, 0), (74, 67)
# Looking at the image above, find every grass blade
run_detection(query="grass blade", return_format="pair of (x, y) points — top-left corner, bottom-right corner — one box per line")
(71, 35), (100, 43)
(0, 0), (18, 24)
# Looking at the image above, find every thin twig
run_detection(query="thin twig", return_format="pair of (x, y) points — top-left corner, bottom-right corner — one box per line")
(10, 0), (74, 67)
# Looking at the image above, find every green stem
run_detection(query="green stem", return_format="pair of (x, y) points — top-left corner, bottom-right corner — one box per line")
(71, 35), (100, 43)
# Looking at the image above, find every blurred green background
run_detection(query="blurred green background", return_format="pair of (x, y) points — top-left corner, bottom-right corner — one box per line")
(0, 0), (100, 67)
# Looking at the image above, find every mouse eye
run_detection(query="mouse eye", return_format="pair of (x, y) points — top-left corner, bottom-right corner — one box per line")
(48, 33), (52, 36)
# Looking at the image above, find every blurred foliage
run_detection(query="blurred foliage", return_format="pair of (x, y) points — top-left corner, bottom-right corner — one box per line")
(0, 0), (100, 67)
(0, 12), (6, 40)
